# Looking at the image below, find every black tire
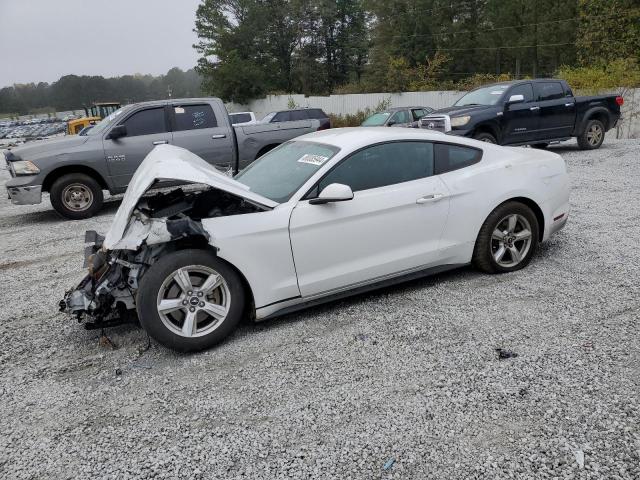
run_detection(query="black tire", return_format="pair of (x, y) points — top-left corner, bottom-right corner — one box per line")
(531, 143), (549, 149)
(473, 131), (498, 144)
(137, 249), (245, 352)
(49, 173), (104, 220)
(472, 201), (540, 274)
(577, 118), (605, 150)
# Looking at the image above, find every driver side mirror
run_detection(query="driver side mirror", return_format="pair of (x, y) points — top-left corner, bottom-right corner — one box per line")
(506, 94), (525, 105)
(107, 124), (127, 140)
(309, 183), (354, 205)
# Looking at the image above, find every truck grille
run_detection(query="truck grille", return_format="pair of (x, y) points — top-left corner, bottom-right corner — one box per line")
(419, 115), (450, 132)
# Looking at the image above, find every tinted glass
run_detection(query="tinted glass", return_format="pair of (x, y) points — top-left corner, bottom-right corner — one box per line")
(390, 110), (411, 124)
(508, 83), (534, 102)
(235, 141), (339, 203)
(435, 143), (482, 174)
(318, 142), (434, 193)
(307, 109), (327, 119)
(123, 108), (166, 136)
(411, 109), (427, 120)
(537, 82), (564, 101)
(290, 110), (307, 121)
(230, 113), (251, 124)
(173, 104), (217, 131)
(272, 112), (290, 122)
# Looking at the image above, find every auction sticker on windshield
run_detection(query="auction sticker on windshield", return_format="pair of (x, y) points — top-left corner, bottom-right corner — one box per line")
(297, 154), (329, 166)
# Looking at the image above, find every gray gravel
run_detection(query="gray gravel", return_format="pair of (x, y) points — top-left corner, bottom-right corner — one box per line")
(0, 138), (638, 479)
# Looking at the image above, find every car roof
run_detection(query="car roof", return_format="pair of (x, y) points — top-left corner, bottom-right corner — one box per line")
(295, 127), (482, 151)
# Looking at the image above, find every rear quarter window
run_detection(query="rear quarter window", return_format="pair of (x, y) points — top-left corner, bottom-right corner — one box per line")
(434, 143), (482, 174)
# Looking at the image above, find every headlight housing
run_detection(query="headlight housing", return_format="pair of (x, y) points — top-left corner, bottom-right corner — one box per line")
(450, 115), (471, 127)
(11, 160), (40, 175)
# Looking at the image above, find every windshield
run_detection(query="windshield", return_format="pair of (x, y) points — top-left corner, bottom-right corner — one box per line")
(261, 112), (276, 123)
(86, 107), (127, 136)
(454, 85), (510, 106)
(361, 111), (391, 126)
(234, 141), (339, 203)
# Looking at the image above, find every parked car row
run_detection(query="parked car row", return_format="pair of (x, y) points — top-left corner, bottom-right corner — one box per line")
(0, 121), (67, 140)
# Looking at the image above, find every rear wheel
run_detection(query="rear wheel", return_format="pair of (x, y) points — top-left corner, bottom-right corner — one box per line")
(473, 201), (539, 274)
(473, 131), (497, 144)
(577, 119), (605, 150)
(49, 173), (104, 220)
(137, 249), (245, 352)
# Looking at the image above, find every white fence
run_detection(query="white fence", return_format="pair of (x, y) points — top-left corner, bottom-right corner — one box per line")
(228, 88), (640, 139)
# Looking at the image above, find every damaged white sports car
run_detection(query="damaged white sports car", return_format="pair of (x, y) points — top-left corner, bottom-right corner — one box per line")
(61, 128), (569, 351)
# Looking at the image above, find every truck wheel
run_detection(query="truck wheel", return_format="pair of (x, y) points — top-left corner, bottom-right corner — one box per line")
(50, 173), (104, 220)
(473, 132), (497, 144)
(136, 249), (245, 352)
(577, 119), (605, 150)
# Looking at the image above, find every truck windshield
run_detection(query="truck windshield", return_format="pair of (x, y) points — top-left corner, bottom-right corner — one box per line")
(454, 84), (509, 106)
(86, 107), (127, 136)
(234, 141), (339, 203)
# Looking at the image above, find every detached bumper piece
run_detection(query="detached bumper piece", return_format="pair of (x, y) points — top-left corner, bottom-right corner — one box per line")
(7, 185), (42, 205)
(59, 230), (137, 330)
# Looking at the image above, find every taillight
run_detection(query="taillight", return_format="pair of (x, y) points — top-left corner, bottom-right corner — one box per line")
(615, 96), (624, 106)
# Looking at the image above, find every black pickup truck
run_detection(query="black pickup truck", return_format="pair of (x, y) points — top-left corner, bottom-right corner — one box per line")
(420, 79), (623, 149)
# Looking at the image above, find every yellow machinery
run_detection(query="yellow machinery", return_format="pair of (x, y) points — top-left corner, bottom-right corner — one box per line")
(67, 102), (121, 135)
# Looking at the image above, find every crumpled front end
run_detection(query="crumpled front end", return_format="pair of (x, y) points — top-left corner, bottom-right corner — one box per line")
(59, 145), (274, 330)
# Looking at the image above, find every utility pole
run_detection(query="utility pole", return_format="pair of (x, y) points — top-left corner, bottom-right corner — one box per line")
(533, 0), (538, 78)
(167, 85), (172, 99)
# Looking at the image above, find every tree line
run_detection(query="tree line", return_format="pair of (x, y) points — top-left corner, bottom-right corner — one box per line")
(0, 68), (203, 116)
(194, 0), (640, 103)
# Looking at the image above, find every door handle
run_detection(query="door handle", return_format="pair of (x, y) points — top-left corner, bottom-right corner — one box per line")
(565, 103), (574, 107)
(152, 140), (168, 145)
(529, 106), (540, 111)
(211, 134), (227, 139)
(416, 193), (445, 204)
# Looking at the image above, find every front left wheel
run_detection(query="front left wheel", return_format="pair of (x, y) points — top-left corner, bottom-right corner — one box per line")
(137, 249), (245, 352)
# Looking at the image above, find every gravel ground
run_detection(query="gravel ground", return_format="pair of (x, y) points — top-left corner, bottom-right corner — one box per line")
(0, 138), (638, 479)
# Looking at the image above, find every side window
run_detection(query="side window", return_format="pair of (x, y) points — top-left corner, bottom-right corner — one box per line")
(508, 83), (534, 102)
(390, 110), (411, 124)
(230, 113), (251, 124)
(122, 108), (167, 137)
(273, 112), (290, 122)
(173, 104), (217, 131)
(307, 109), (327, 119)
(536, 82), (564, 101)
(317, 142), (434, 193)
(434, 143), (482, 174)
(290, 110), (307, 121)
(412, 109), (427, 120)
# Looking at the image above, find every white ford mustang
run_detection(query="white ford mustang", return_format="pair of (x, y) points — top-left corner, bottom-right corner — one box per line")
(61, 128), (569, 351)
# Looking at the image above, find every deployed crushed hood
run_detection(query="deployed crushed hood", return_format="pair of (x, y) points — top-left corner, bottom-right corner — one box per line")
(103, 144), (277, 249)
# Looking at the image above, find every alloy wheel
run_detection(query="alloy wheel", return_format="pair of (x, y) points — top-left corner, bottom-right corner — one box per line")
(490, 214), (533, 268)
(586, 123), (603, 147)
(156, 266), (230, 338)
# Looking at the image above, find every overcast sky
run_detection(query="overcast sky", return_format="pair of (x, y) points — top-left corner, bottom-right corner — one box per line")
(0, 0), (202, 88)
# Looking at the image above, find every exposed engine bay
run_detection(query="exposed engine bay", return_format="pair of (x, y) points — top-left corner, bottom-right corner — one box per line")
(60, 186), (265, 329)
